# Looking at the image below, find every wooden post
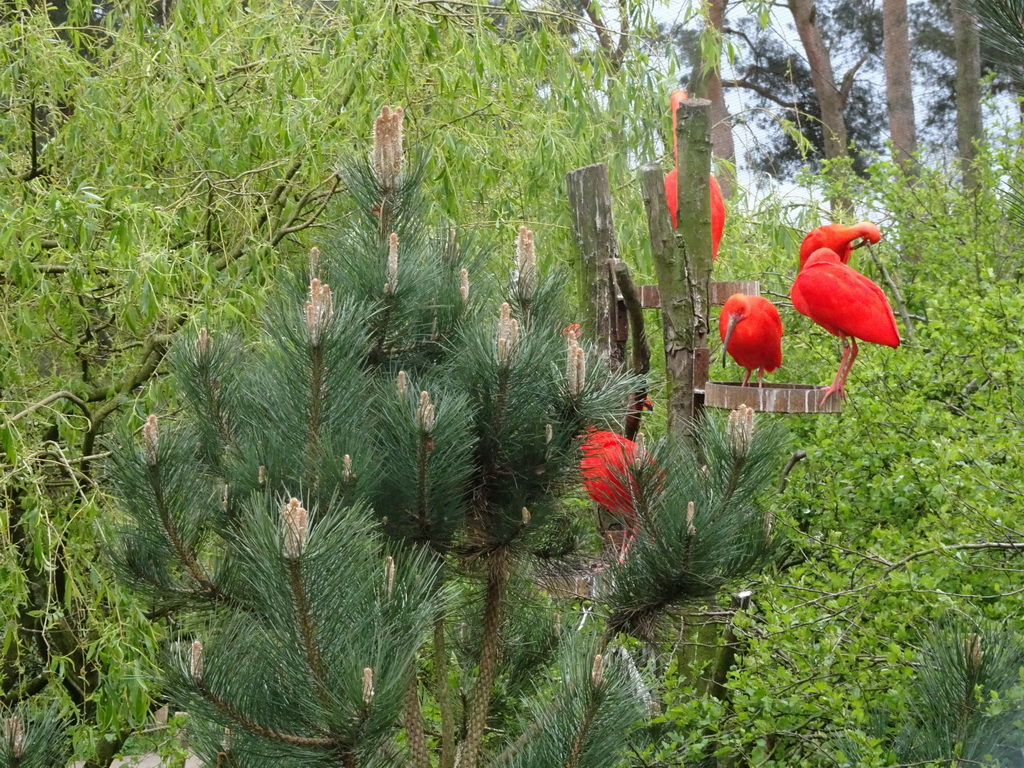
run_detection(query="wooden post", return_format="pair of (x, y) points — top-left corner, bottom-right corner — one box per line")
(567, 163), (626, 370)
(612, 259), (651, 441)
(638, 97), (713, 440)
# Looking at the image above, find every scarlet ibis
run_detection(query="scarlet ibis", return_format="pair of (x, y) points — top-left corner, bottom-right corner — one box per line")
(664, 89), (726, 259)
(719, 294), (783, 388)
(798, 221), (881, 272)
(579, 428), (654, 561)
(790, 248), (901, 404)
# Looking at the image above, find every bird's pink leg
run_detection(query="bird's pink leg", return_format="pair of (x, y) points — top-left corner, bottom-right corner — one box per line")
(741, 369), (752, 387)
(819, 337), (851, 405)
(836, 339), (860, 401)
(617, 529), (635, 563)
(758, 369), (765, 388)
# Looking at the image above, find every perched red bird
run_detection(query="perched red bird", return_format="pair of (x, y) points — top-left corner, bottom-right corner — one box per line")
(580, 430), (645, 530)
(719, 294), (783, 388)
(798, 221), (881, 272)
(579, 428), (656, 561)
(664, 89), (726, 259)
(791, 248), (901, 404)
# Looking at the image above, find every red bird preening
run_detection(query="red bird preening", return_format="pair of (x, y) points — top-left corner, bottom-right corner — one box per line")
(664, 89), (726, 259)
(798, 221), (881, 272)
(719, 294), (783, 388)
(791, 247), (901, 404)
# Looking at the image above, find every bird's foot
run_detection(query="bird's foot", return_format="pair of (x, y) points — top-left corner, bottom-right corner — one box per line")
(818, 384), (844, 406)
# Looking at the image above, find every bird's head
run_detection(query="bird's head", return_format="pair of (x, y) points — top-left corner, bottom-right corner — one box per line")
(669, 89), (688, 159)
(799, 221), (882, 271)
(844, 221), (882, 253)
(719, 293), (750, 366)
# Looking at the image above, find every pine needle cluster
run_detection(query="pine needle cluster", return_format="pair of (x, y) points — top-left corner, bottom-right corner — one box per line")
(104, 106), (790, 767)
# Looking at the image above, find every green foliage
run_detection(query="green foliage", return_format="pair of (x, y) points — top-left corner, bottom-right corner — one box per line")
(0, 0), (669, 760)
(604, 415), (785, 639)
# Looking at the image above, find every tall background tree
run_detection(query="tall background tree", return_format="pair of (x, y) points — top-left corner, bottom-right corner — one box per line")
(664, 0), (1015, 186)
(883, 0), (920, 171)
(952, 0), (985, 188)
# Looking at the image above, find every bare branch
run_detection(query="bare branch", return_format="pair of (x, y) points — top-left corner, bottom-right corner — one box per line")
(578, 0), (615, 56)
(723, 77), (800, 109)
(838, 52), (870, 106)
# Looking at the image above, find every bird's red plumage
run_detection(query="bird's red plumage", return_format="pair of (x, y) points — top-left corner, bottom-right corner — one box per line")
(664, 170), (725, 259)
(719, 294), (783, 377)
(664, 89), (726, 259)
(791, 248), (900, 347)
(579, 430), (646, 530)
(798, 222), (881, 271)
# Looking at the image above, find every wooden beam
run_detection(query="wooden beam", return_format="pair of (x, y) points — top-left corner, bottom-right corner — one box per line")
(625, 280), (760, 309)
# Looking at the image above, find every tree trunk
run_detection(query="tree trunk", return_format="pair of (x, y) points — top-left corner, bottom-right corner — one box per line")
(952, 0), (983, 190)
(567, 163), (627, 371)
(787, 0), (849, 164)
(693, 0), (737, 198)
(882, 0), (918, 172)
(638, 99), (713, 443)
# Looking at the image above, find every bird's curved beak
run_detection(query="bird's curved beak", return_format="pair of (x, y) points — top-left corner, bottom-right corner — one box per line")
(851, 237), (870, 251)
(722, 313), (741, 367)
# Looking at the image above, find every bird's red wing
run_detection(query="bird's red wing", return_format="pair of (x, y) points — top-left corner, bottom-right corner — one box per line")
(664, 170), (678, 228)
(580, 432), (640, 526)
(710, 174), (725, 260)
(793, 264), (900, 347)
(757, 299), (784, 371)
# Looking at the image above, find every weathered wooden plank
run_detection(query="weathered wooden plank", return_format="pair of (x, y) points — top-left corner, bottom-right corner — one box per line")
(710, 280), (760, 305)
(704, 382), (841, 413)
(630, 280), (760, 309)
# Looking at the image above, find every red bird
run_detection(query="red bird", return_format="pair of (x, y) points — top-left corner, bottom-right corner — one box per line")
(791, 248), (901, 404)
(798, 221), (881, 272)
(664, 90), (726, 259)
(579, 429), (655, 561)
(719, 294), (783, 388)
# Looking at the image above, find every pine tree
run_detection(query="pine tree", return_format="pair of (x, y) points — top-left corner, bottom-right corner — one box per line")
(833, 618), (1024, 765)
(104, 105), (789, 767)
(0, 708), (70, 768)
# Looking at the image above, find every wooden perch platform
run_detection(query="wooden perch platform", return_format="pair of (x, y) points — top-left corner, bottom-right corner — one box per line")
(704, 382), (841, 414)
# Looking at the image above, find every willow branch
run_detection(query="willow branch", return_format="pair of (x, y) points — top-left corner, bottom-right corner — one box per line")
(10, 391), (90, 423)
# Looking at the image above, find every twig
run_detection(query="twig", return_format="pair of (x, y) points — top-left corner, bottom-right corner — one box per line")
(867, 247), (915, 343)
(778, 449), (806, 492)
